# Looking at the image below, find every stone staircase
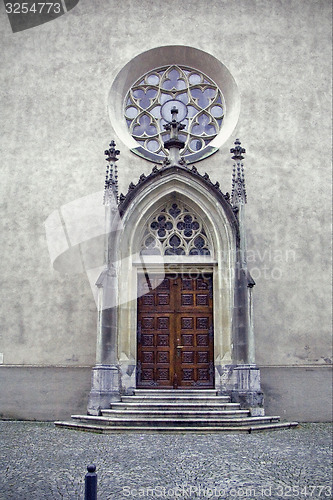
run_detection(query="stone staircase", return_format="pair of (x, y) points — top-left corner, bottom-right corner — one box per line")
(55, 389), (298, 433)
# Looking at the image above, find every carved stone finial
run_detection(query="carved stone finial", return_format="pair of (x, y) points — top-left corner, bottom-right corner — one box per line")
(104, 140), (120, 205)
(231, 139), (247, 206)
(162, 105), (186, 166)
(230, 138), (246, 161)
(104, 140), (120, 163)
(162, 157), (171, 167)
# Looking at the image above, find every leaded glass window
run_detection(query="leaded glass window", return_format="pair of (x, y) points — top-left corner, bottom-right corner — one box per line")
(140, 202), (211, 256)
(125, 65), (224, 161)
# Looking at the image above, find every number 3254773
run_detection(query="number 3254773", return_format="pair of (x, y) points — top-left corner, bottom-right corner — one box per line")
(5, 3), (61, 14)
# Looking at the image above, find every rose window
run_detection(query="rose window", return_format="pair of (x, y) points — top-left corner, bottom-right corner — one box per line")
(140, 203), (211, 256)
(125, 65), (225, 161)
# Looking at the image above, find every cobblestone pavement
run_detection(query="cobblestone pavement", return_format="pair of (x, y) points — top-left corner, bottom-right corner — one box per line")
(0, 422), (332, 500)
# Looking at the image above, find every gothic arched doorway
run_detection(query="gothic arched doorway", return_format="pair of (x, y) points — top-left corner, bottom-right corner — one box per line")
(87, 146), (264, 417)
(112, 165), (239, 397)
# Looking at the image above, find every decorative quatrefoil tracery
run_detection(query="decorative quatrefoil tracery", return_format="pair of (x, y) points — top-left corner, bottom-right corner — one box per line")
(140, 203), (211, 256)
(124, 65), (225, 160)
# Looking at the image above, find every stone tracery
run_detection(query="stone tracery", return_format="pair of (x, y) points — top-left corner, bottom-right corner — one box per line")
(140, 202), (211, 256)
(124, 65), (224, 160)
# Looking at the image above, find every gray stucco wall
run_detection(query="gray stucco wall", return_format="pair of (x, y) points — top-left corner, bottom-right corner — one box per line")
(0, 0), (331, 420)
(0, 366), (331, 422)
(260, 366), (332, 422)
(0, 367), (91, 421)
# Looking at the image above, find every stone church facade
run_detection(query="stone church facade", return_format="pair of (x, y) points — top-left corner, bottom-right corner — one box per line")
(0, 1), (331, 422)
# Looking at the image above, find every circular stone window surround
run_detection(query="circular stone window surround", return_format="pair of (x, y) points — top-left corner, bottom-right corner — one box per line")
(108, 45), (240, 164)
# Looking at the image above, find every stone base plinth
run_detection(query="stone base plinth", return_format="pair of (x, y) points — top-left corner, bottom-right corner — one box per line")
(231, 390), (265, 416)
(219, 364), (265, 415)
(87, 365), (120, 416)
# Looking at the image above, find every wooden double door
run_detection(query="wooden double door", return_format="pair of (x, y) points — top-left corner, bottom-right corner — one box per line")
(137, 273), (214, 388)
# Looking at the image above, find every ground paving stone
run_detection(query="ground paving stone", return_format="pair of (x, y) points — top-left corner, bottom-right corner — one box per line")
(0, 422), (332, 499)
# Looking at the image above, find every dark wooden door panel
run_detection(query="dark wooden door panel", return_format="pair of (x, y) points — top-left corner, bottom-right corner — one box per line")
(176, 275), (214, 387)
(137, 273), (214, 388)
(138, 275), (175, 387)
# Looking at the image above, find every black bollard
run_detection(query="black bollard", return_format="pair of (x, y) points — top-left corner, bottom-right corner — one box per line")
(85, 464), (97, 500)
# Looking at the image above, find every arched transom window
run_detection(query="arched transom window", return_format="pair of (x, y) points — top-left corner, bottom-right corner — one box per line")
(125, 65), (224, 161)
(140, 202), (211, 256)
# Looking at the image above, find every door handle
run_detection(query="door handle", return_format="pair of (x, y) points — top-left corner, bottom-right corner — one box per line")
(176, 345), (185, 349)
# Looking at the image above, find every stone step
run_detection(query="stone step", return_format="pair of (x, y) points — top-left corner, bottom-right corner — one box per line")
(110, 402), (241, 411)
(55, 420), (299, 433)
(70, 414), (281, 427)
(134, 389), (219, 396)
(101, 409), (250, 419)
(54, 389), (299, 434)
(121, 395), (231, 404)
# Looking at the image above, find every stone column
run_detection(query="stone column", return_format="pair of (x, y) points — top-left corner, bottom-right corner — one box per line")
(231, 153), (254, 366)
(87, 142), (121, 416)
(87, 265), (121, 415)
(221, 140), (264, 415)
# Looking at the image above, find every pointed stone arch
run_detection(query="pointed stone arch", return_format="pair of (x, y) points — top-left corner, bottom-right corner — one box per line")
(112, 165), (241, 393)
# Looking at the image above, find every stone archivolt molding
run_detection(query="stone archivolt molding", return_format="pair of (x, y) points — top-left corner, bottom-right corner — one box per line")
(118, 163), (239, 247)
(120, 161), (232, 210)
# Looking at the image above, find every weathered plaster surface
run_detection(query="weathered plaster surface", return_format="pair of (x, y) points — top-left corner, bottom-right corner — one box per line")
(260, 366), (333, 422)
(0, 367), (91, 420)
